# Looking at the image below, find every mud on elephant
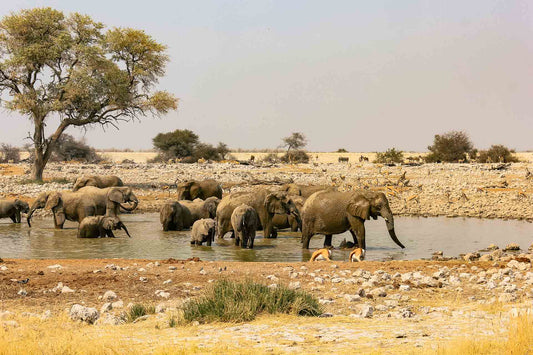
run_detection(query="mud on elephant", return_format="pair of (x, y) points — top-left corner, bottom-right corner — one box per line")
(190, 218), (216, 246)
(231, 204), (259, 248)
(177, 179), (222, 200)
(73, 175), (124, 191)
(300, 190), (405, 250)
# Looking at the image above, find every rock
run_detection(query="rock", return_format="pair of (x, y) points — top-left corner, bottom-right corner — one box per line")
(344, 294), (361, 302)
(319, 313), (334, 318)
(155, 290), (170, 299)
(1, 320), (19, 328)
(100, 303), (112, 314)
(288, 281), (301, 290)
(163, 279), (172, 285)
(399, 285), (411, 292)
(331, 278), (343, 283)
(168, 266), (177, 270)
(96, 313), (124, 326)
(487, 244), (499, 251)
(139, 277), (148, 282)
(267, 284), (278, 289)
(47, 264), (62, 270)
(314, 277), (324, 284)
(155, 303), (166, 313)
(0, 311), (14, 319)
(0, 265), (8, 271)
(70, 304), (99, 324)
(111, 300), (124, 309)
(17, 289), (27, 296)
(504, 243), (520, 251)
(463, 253), (480, 261)
(103, 290), (117, 301)
(319, 298), (334, 305)
(479, 254), (493, 262)
(199, 269), (207, 275)
(266, 275), (279, 282)
(370, 287), (387, 297)
(398, 308), (415, 318)
(355, 304), (374, 318)
(132, 315), (150, 323)
(61, 286), (75, 293)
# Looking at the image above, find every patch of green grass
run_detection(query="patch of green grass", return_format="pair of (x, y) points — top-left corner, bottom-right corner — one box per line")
(127, 304), (156, 322)
(182, 279), (322, 324)
(168, 316), (177, 328)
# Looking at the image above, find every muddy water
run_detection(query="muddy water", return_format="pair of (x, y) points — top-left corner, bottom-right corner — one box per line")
(0, 214), (531, 261)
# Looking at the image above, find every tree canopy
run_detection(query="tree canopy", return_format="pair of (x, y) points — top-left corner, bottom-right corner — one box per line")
(282, 132), (307, 152)
(152, 129), (228, 162)
(0, 7), (177, 180)
(426, 131), (474, 162)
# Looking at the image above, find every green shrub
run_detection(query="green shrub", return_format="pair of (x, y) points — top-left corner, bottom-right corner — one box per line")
(336, 148), (348, 153)
(182, 280), (322, 323)
(374, 148), (404, 164)
(127, 304), (156, 322)
(280, 150), (310, 163)
(477, 145), (519, 163)
(426, 131), (474, 162)
(152, 129), (228, 162)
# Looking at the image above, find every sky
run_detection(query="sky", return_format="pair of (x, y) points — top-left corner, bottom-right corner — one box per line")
(0, 0), (532, 151)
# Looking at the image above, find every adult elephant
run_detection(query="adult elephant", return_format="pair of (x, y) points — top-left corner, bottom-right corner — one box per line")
(282, 183), (332, 198)
(0, 199), (30, 223)
(27, 187), (138, 228)
(73, 175), (124, 191)
(300, 190), (405, 250)
(272, 195), (305, 232)
(78, 216), (131, 238)
(177, 179), (222, 200)
(160, 201), (190, 231)
(216, 189), (300, 240)
(160, 197), (219, 231)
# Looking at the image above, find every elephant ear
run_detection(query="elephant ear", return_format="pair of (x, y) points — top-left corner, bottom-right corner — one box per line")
(45, 192), (62, 210)
(108, 189), (125, 203)
(265, 192), (286, 214)
(204, 197), (220, 218)
(102, 217), (117, 230)
(197, 219), (212, 236)
(347, 195), (370, 220)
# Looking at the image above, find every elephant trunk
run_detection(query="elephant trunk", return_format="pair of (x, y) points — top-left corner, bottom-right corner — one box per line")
(119, 223), (132, 238)
(120, 199), (138, 212)
(381, 207), (405, 249)
(27, 206), (37, 227)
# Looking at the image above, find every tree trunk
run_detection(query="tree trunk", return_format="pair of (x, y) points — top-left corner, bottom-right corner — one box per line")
(31, 157), (45, 181)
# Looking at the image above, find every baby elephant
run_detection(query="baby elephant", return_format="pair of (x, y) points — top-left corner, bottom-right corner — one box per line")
(78, 216), (132, 238)
(231, 204), (259, 249)
(0, 199), (30, 223)
(190, 218), (216, 246)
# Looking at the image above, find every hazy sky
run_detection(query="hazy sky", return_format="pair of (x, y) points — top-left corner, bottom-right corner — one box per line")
(1, 1), (532, 151)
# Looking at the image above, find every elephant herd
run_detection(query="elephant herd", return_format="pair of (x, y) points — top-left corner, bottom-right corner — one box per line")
(160, 180), (406, 256)
(0, 175), (406, 257)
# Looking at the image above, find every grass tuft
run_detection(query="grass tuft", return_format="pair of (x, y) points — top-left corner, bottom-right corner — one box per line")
(127, 304), (156, 322)
(182, 279), (322, 323)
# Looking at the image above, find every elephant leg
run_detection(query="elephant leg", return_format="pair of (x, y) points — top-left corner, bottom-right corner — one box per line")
(10, 214), (17, 223)
(301, 224), (313, 249)
(348, 217), (366, 250)
(15, 211), (21, 223)
(107, 230), (116, 238)
(54, 211), (66, 229)
(349, 230), (359, 248)
(324, 234), (333, 248)
(249, 236), (254, 249)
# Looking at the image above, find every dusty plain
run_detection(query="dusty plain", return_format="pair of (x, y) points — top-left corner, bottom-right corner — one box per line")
(0, 152), (532, 354)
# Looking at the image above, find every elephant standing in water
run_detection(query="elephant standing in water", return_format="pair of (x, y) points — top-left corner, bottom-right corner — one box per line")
(73, 175), (124, 191)
(190, 218), (216, 246)
(159, 197), (220, 231)
(177, 180), (222, 200)
(27, 187), (138, 228)
(300, 190), (405, 250)
(0, 199), (30, 223)
(216, 189), (300, 240)
(272, 195), (305, 232)
(78, 216), (131, 238)
(231, 204), (259, 248)
(282, 183), (332, 198)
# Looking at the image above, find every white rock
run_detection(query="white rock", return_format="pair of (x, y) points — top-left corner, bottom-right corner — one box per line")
(288, 282), (301, 290)
(69, 304), (99, 324)
(61, 286), (75, 293)
(17, 289), (27, 296)
(314, 277), (325, 284)
(344, 294), (361, 302)
(103, 290), (117, 301)
(111, 300), (124, 309)
(356, 304), (374, 318)
(47, 264), (62, 270)
(399, 285), (411, 292)
(163, 279), (172, 285)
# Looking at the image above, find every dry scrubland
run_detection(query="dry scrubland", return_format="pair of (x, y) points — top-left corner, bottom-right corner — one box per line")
(1, 153), (533, 354)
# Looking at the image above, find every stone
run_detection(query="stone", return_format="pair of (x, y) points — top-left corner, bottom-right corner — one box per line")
(399, 285), (411, 291)
(163, 279), (172, 285)
(504, 243), (520, 251)
(139, 277), (148, 282)
(155, 290), (170, 299)
(356, 304), (374, 318)
(267, 284), (278, 289)
(288, 282), (301, 290)
(498, 293), (516, 303)
(479, 254), (493, 262)
(168, 266), (177, 270)
(155, 303), (166, 313)
(17, 289), (27, 296)
(266, 275), (279, 282)
(2, 320), (19, 328)
(344, 294), (361, 302)
(70, 304), (99, 324)
(100, 303), (112, 314)
(111, 300), (123, 309)
(47, 264), (62, 270)
(103, 290), (117, 301)
(61, 286), (75, 293)
(463, 253), (480, 261)
(370, 287), (387, 297)
(314, 277), (325, 284)
(319, 313), (334, 318)
(487, 244), (499, 251)
(96, 313), (124, 326)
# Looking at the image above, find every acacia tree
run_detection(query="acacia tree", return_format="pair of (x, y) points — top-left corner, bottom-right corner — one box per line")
(282, 132), (307, 154)
(0, 8), (177, 180)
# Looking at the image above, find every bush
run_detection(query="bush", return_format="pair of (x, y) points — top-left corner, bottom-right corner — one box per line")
(336, 148), (348, 153)
(426, 131), (474, 163)
(0, 144), (20, 163)
(152, 129), (228, 162)
(127, 304), (156, 323)
(280, 150), (310, 163)
(477, 145), (519, 163)
(24, 134), (101, 163)
(182, 280), (322, 323)
(374, 148), (404, 164)
(260, 153), (281, 163)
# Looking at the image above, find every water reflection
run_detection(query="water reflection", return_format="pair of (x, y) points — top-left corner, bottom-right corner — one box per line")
(0, 214), (531, 261)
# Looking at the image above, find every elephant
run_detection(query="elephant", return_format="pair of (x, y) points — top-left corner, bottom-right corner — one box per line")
(177, 179), (223, 200)
(0, 199), (30, 223)
(216, 189), (300, 240)
(77, 215), (131, 238)
(190, 218), (216, 246)
(179, 197), (220, 226)
(231, 204), (259, 248)
(272, 195), (305, 232)
(27, 186), (138, 228)
(282, 183), (332, 198)
(73, 175), (124, 191)
(300, 190), (405, 250)
(160, 201), (190, 231)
